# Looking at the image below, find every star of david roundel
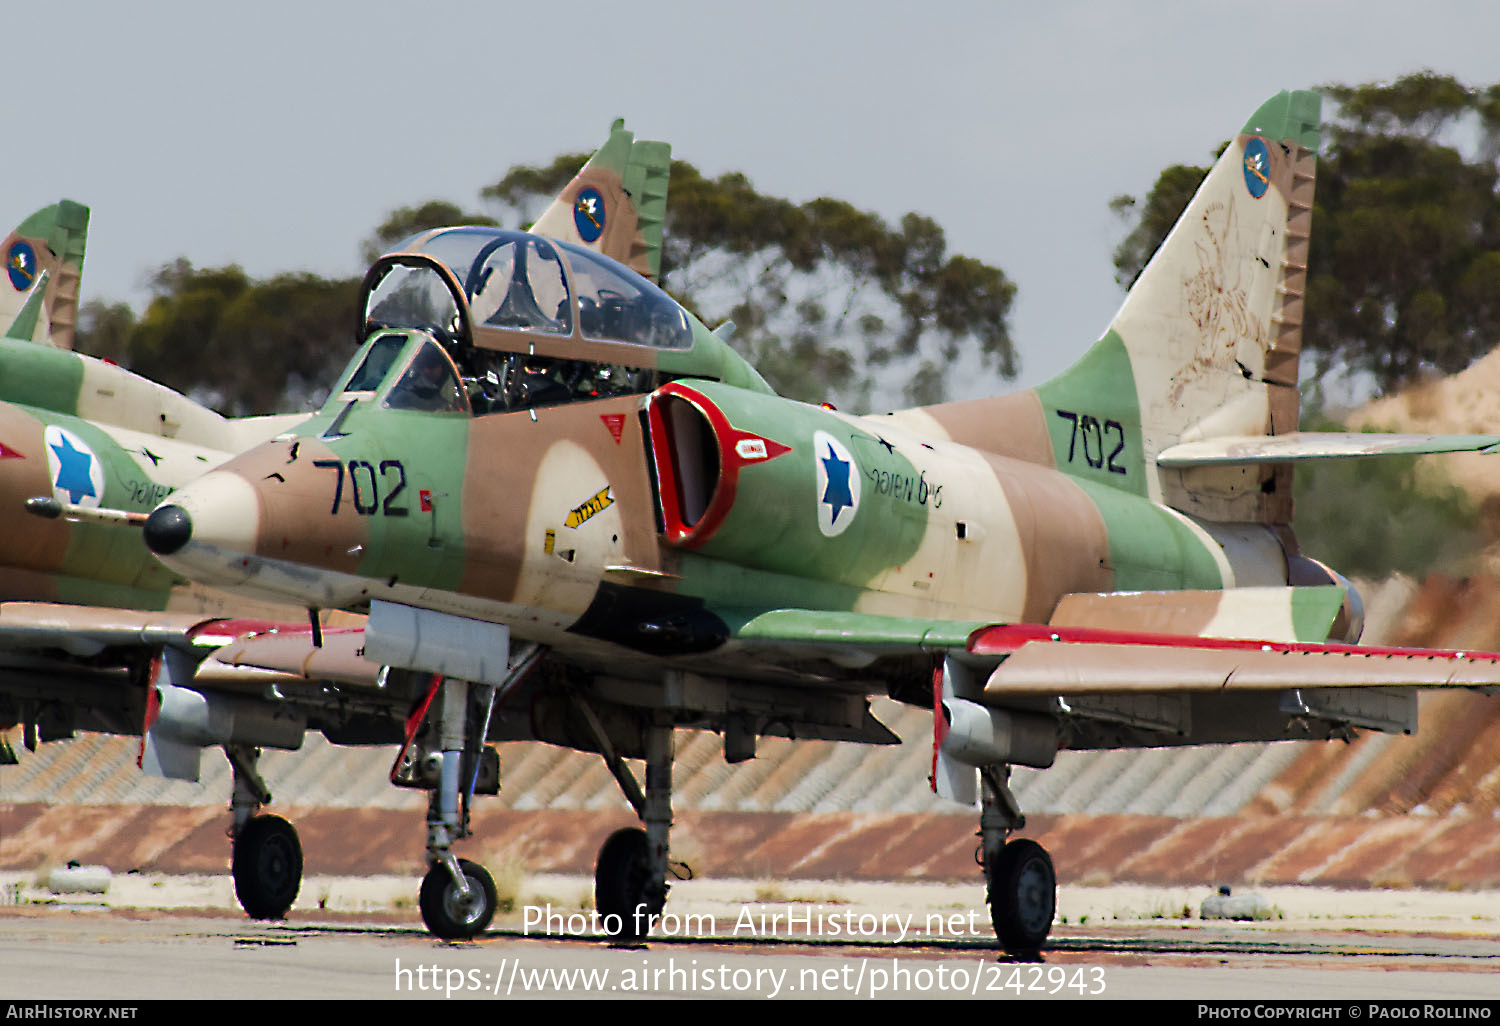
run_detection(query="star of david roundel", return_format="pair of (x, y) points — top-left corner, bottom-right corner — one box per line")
(812, 430), (860, 537)
(44, 425), (105, 508)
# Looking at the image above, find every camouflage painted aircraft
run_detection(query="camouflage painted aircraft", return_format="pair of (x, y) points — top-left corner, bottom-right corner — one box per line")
(0, 124), (674, 921)
(138, 91), (1500, 952)
(0, 201), (340, 918)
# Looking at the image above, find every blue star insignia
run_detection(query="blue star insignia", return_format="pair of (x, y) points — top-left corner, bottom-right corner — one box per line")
(821, 443), (854, 524)
(50, 434), (97, 503)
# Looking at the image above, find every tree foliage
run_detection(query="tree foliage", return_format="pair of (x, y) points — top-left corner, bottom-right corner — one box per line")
(1107, 159), (1220, 290)
(485, 157), (1017, 408)
(1293, 414), (1478, 578)
(78, 261), (359, 416)
(1110, 72), (1500, 395)
(361, 201), (497, 265)
(77, 149), (1017, 414)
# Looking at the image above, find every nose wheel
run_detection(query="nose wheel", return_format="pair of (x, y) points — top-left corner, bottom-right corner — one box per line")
(231, 814), (303, 920)
(419, 858), (498, 940)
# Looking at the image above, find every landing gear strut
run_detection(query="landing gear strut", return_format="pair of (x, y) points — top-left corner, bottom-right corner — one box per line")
(980, 766), (1055, 957)
(418, 677), (500, 940)
(395, 643), (542, 941)
(226, 744), (302, 919)
(586, 712), (674, 942)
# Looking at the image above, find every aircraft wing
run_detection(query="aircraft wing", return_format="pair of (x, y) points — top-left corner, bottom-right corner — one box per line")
(726, 594), (1500, 695)
(725, 586), (1348, 659)
(0, 602), (222, 654)
(0, 601), (383, 776)
(968, 624), (1500, 694)
(725, 596), (1500, 809)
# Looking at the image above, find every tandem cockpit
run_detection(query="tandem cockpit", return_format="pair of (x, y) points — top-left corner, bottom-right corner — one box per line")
(331, 227), (706, 418)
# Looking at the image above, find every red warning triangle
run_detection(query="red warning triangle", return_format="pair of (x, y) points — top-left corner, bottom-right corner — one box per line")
(0, 442), (24, 459)
(600, 414), (626, 444)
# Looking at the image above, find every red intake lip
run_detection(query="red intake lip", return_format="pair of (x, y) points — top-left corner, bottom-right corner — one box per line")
(645, 383), (790, 549)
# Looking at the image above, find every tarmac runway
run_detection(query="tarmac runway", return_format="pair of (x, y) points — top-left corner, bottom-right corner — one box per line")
(3, 875), (1500, 1001)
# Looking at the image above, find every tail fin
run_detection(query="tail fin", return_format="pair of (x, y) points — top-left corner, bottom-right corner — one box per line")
(528, 119), (671, 281)
(1, 201), (89, 348)
(1036, 91), (1321, 522)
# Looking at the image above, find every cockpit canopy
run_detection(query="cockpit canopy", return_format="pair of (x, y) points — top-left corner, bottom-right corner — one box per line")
(342, 227), (710, 418)
(361, 227), (693, 353)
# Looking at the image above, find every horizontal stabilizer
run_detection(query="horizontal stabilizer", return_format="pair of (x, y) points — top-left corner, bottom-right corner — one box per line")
(1156, 432), (1500, 468)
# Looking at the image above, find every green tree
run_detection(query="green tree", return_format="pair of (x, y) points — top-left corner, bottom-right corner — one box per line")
(1293, 417), (1478, 578)
(360, 201), (498, 265)
(484, 157), (1017, 408)
(77, 261), (359, 416)
(1107, 159), (1219, 289)
(1110, 72), (1500, 395)
(78, 150), (1018, 414)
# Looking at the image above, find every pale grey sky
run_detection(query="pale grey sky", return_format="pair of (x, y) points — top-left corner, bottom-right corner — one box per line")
(9, 1), (1500, 397)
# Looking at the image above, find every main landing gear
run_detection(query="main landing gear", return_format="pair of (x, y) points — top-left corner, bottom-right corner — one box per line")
(225, 744), (303, 920)
(979, 766), (1056, 957)
(588, 721), (674, 942)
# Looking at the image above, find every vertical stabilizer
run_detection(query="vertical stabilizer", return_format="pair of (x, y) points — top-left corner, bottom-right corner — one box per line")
(528, 120), (671, 281)
(1, 201), (90, 349)
(1035, 91), (1320, 522)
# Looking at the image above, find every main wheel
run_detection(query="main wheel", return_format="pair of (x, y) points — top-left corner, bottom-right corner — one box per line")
(594, 827), (662, 941)
(232, 814), (302, 920)
(987, 838), (1055, 956)
(419, 859), (497, 940)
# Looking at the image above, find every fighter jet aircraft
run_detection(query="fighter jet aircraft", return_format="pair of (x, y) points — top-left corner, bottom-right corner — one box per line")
(0, 122), (674, 922)
(143, 91), (1500, 954)
(0, 202), (345, 920)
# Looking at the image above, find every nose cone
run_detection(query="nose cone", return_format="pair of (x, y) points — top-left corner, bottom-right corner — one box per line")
(143, 470), (263, 585)
(143, 504), (193, 556)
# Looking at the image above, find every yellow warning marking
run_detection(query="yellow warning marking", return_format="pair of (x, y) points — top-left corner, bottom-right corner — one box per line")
(564, 487), (613, 529)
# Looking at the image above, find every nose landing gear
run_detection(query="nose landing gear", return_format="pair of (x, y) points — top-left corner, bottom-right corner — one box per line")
(420, 857), (498, 940)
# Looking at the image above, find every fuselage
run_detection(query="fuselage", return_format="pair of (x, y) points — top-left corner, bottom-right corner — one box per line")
(0, 334), (307, 613)
(142, 226), (1298, 663)
(144, 330), (1283, 656)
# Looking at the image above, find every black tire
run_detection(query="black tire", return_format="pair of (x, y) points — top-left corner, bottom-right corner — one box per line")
(232, 815), (302, 920)
(419, 859), (497, 940)
(594, 827), (662, 941)
(987, 838), (1055, 956)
